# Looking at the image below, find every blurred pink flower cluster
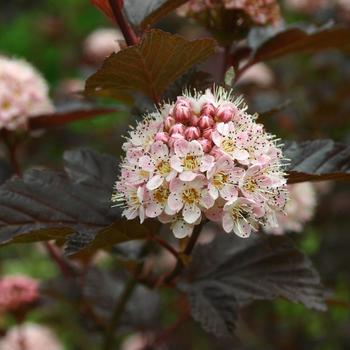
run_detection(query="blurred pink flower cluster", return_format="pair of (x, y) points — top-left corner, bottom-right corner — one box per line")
(0, 275), (39, 313)
(0, 324), (63, 350)
(84, 28), (124, 65)
(0, 56), (53, 130)
(267, 182), (317, 234)
(113, 87), (288, 239)
(178, 0), (281, 26)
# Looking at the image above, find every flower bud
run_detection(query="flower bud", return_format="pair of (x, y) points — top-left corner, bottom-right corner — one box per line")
(198, 138), (212, 153)
(169, 133), (185, 148)
(164, 116), (175, 131)
(198, 115), (214, 129)
(190, 114), (200, 127)
(155, 132), (169, 143)
(173, 97), (192, 123)
(169, 123), (185, 136)
(216, 104), (238, 123)
(184, 126), (201, 141)
(202, 127), (213, 140)
(201, 102), (216, 117)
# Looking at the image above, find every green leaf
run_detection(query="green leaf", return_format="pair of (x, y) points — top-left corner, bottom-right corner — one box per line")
(249, 26), (350, 64)
(85, 29), (216, 102)
(124, 0), (188, 29)
(284, 140), (350, 183)
(180, 233), (326, 337)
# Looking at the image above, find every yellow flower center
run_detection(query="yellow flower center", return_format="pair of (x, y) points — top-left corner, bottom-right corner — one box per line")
(130, 192), (140, 206)
(183, 155), (199, 171)
(244, 178), (257, 192)
(154, 186), (170, 204)
(2, 100), (11, 110)
(213, 172), (228, 189)
(157, 160), (171, 175)
(182, 188), (199, 205)
(221, 139), (235, 153)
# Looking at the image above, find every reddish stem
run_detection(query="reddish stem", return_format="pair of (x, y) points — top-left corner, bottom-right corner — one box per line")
(43, 241), (75, 278)
(149, 234), (181, 262)
(108, 0), (138, 46)
(145, 310), (190, 349)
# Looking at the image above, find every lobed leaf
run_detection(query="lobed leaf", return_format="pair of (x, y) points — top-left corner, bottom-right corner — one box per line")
(0, 149), (150, 253)
(248, 26), (350, 64)
(85, 29), (216, 102)
(284, 139), (350, 183)
(180, 233), (326, 337)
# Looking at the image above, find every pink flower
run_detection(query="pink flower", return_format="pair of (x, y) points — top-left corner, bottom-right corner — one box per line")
(266, 183), (317, 235)
(0, 323), (63, 350)
(168, 175), (214, 226)
(0, 275), (39, 313)
(83, 28), (124, 64)
(170, 139), (214, 181)
(139, 141), (176, 190)
(207, 155), (243, 201)
(223, 198), (264, 237)
(0, 56), (53, 130)
(212, 122), (250, 162)
(113, 87), (288, 239)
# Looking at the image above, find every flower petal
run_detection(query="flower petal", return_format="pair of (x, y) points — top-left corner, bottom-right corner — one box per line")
(183, 204), (201, 224)
(146, 175), (163, 190)
(167, 192), (183, 212)
(172, 220), (193, 239)
(179, 171), (197, 182)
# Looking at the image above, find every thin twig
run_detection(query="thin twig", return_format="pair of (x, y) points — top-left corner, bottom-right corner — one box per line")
(163, 223), (203, 285)
(149, 234), (181, 263)
(102, 243), (150, 350)
(108, 0), (138, 46)
(43, 241), (75, 278)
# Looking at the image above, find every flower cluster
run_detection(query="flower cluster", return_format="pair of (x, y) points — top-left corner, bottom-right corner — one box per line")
(178, 0), (281, 26)
(0, 275), (39, 313)
(0, 324), (63, 350)
(113, 87), (288, 239)
(84, 28), (124, 65)
(266, 182), (317, 235)
(0, 56), (53, 130)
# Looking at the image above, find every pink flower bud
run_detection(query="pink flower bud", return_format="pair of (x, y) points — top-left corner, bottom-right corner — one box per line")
(155, 132), (169, 143)
(169, 123), (185, 136)
(198, 138), (212, 153)
(202, 127), (213, 140)
(169, 133), (185, 148)
(164, 116), (175, 131)
(190, 114), (200, 127)
(201, 103), (216, 117)
(216, 104), (238, 123)
(198, 115), (214, 129)
(173, 97), (192, 123)
(184, 126), (201, 141)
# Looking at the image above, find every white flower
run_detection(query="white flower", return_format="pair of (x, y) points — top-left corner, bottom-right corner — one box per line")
(139, 141), (176, 190)
(170, 139), (214, 181)
(223, 198), (264, 237)
(168, 175), (214, 225)
(207, 155), (243, 201)
(114, 87), (288, 239)
(0, 323), (63, 350)
(0, 56), (53, 130)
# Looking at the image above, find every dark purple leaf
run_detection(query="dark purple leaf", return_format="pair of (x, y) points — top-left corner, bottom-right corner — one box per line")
(284, 140), (350, 183)
(85, 29), (216, 102)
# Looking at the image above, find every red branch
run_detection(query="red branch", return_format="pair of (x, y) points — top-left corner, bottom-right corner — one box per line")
(108, 0), (138, 46)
